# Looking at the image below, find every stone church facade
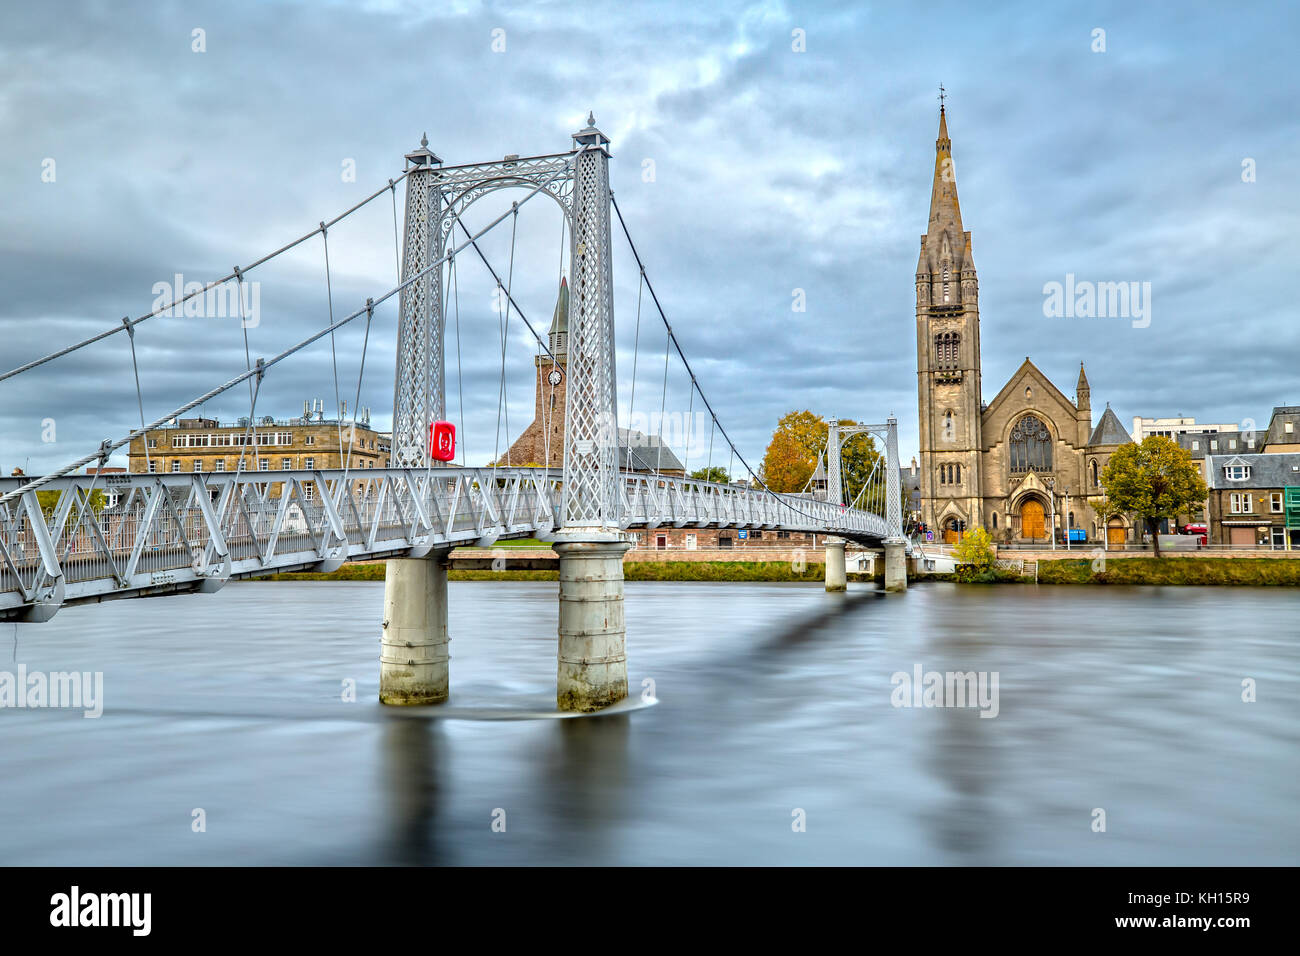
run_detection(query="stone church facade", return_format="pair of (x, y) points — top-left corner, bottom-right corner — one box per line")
(915, 107), (1135, 546)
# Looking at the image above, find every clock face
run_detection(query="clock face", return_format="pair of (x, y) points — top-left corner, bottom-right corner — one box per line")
(548, 370), (562, 387)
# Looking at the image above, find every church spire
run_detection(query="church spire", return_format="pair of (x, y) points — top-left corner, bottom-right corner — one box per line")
(1076, 362), (1091, 411)
(928, 103), (963, 237)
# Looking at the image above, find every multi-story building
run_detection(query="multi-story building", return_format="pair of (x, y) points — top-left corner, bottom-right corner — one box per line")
(1261, 406), (1300, 454)
(1205, 452), (1300, 549)
(1131, 416), (1239, 443)
(126, 401), (390, 499)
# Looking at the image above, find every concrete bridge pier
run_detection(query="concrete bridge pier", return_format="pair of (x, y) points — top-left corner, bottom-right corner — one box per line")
(379, 551), (451, 705)
(824, 538), (847, 592)
(884, 538), (908, 592)
(554, 537), (633, 712)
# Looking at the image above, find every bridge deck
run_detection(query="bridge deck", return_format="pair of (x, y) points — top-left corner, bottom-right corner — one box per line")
(0, 467), (898, 621)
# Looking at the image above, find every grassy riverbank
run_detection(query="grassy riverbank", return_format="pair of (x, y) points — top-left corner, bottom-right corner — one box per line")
(244, 556), (1299, 586)
(249, 561), (852, 583)
(1035, 557), (1300, 586)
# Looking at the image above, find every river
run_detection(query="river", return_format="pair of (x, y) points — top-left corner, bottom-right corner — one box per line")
(1, 580), (1296, 865)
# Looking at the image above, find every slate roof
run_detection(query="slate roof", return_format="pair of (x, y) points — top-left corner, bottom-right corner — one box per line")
(1088, 405), (1132, 446)
(617, 428), (685, 473)
(1206, 452), (1300, 489)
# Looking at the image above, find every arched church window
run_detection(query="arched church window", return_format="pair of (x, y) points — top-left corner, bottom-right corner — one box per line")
(1090, 459), (1099, 487)
(1009, 414), (1053, 474)
(991, 512), (998, 529)
(938, 464), (945, 485)
(955, 464), (961, 484)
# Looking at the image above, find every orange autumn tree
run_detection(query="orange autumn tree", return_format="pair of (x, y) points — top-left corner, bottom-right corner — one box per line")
(761, 410), (882, 499)
(762, 410), (827, 492)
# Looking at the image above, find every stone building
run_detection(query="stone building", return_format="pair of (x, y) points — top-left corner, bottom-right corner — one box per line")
(1205, 452), (1300, 549)
(914, 106), (1135, 546)
(126, 401), (390, 499)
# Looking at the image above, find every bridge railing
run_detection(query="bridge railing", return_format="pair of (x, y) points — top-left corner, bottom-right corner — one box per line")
(0, 466), (893, 619)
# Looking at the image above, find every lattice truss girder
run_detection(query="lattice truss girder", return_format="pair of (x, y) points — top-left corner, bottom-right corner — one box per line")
(0, 469), (898, 620)
(824, 419), (903, 537)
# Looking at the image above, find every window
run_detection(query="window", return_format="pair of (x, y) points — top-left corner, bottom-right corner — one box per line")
(1191, 440), (1199, 451)
(1229, 438), (1237, 449)
(1210, 440), (1218, 451)
(147, 438), (157, 448)
(1287, 422), (1295, 434)
(215, 460), (226, 472)
(954, 464), (961, 484)
(1090, 459), (1100, 487)
(303, 483), (314, 501)
(934, 332), (961, 368)
(685, 534), (697, 550)
(193, 461), (202, 472)
(1009, 415), (1052, 474)
(148, 461), (157, 473)
(258, 459), (269, 472)
(1230, 493), (1253, 514)
(305, 436), (315, 446)
(304, 457), (315, 470)
(991, 512), (998, 529)
(1271, 492), (1283, 513)
(171, 461), (181, 473)
(1224, 464), (1250, 481)
(282, 458), (292, 470)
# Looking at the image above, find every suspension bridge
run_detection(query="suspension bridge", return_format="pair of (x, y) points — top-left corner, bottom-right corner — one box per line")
(0, 114), (909, 711)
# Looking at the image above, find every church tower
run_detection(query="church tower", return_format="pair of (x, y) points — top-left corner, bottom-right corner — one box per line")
(501, 277), (569, 466)
(916, 103), (983, 539)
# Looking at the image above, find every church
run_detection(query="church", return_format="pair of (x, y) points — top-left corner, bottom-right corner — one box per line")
(914, 105), (1134, 546)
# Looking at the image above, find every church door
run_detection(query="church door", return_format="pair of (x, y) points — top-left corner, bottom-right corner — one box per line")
(1107, 519), (1126, 547)
(1021, 500), (1045, 540)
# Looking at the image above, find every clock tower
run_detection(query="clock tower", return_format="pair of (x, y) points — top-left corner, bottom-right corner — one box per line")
(501, 277), (569, 466)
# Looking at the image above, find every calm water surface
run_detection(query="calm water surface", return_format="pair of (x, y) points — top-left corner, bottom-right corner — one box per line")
(1, 579), (1297, 865)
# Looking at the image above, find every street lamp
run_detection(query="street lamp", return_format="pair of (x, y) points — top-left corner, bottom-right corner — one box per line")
(1064, 486), (1071, 552)
(1044, 477), (1056, 552)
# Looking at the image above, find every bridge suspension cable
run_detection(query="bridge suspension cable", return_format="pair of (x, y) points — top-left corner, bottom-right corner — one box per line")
(610, 193), (837, 523)
(0, 169), (413, 385)
(0, 171), (558, 508)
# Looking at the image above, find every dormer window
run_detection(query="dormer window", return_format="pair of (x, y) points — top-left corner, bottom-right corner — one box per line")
(1224, 464), (1250, 481)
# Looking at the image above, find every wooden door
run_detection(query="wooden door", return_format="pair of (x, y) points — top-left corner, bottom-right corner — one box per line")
(1021, 500), (1045, 539)
(1107, 523), (1126, 547)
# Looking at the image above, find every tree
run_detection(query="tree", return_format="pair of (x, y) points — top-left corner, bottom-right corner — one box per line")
(760, 411), (881, 504)
(690, 466), (730, 484)
(1100, 436), (1207, 558)
(952, 525), (995, 581)
(761, 410), (825, 492)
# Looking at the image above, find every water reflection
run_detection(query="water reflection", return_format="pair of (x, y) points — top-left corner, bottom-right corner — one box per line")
(381, 717), (448, 865)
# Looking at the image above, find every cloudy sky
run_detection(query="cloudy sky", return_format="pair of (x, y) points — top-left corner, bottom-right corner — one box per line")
(2, 0), (1296, 477)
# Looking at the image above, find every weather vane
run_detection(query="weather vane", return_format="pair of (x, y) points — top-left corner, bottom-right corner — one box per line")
(938, 84), (946, 112)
